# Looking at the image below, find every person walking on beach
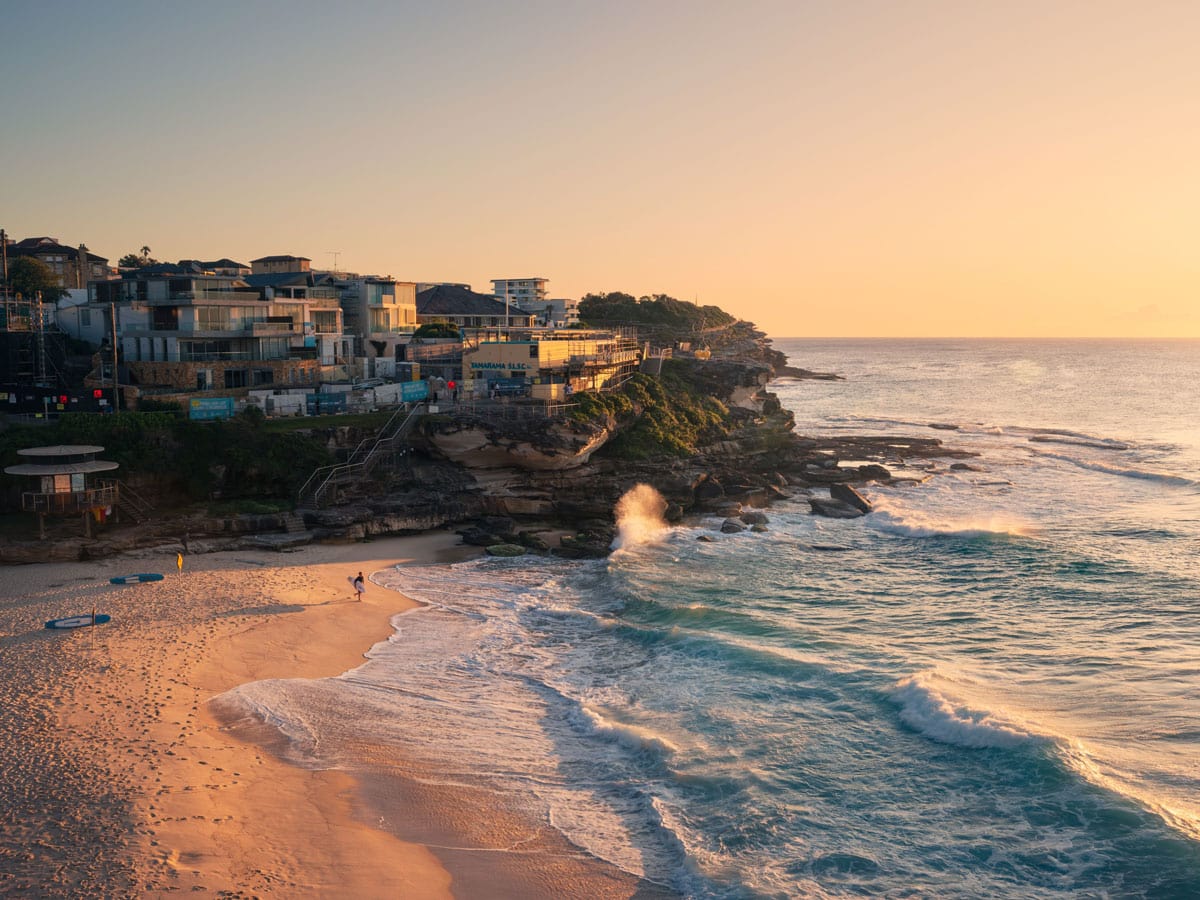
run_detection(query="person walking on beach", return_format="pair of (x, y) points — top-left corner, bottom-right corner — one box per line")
(353, 571), (365, 600)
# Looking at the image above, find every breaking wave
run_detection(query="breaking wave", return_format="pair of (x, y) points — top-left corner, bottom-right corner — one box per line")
(891, 673), (1040, 749)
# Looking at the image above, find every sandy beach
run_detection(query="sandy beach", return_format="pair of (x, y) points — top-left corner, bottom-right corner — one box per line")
(0, 533), (664, 899)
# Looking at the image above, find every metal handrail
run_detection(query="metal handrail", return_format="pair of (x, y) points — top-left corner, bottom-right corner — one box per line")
(296, 402), (426, 508)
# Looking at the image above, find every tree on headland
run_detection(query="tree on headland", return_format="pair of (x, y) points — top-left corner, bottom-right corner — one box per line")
(4, 256), (68, 302)
(118, 246), (158, 268)
(578, 291), (735, 331)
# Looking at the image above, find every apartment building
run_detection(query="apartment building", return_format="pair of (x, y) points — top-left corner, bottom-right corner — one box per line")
(88, 262), (344, 391)
(491, 277), (548, 310)
(337, 276), (418, 361)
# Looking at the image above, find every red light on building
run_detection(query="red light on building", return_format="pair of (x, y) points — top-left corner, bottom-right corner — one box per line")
(93, 389), (103, 399)
(59, 395), (68, 404)
(448, 380), (457, 390)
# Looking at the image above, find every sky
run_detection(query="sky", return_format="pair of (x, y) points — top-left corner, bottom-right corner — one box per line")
(2, 0), (1198, 338)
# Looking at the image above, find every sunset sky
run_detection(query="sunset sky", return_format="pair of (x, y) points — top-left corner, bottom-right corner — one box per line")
(3, 1), (1197, 338)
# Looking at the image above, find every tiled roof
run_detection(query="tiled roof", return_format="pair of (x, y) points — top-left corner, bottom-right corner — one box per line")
(243, 272), (317, 288)
(9, 237), (107, 264)
(418, 284), (533, 317)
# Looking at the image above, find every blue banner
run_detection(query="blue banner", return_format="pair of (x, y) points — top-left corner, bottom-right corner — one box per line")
(189, 397), (235, 420)
(400, 381), (429, 402)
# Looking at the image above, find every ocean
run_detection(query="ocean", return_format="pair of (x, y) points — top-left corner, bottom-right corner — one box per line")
(221, 339), (1200, 898)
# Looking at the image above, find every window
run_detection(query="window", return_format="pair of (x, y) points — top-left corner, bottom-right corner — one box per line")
(197, 307), (231, 330)
(224, 369), (248, 389)
(80, 309), (91, 326)
(529, 345), (538, 358)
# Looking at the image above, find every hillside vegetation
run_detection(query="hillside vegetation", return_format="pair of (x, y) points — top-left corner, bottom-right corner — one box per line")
(0, 409), (333, 509)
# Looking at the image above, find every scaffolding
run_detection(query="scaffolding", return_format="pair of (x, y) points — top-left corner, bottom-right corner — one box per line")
(0, 291), (67, 387)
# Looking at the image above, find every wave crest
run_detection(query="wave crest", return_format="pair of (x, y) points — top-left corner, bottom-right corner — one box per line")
(891, 674), (1040, 749)
(1029, 450), (1195, 487)
(867, 499), (1032, 539)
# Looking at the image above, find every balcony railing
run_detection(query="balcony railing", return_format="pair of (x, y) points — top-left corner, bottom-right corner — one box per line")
(168, 290), (264, 302)
(22, 481), (119, 515)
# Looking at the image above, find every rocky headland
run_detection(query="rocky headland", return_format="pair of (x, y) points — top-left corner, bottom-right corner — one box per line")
(0, 330), (974, 564)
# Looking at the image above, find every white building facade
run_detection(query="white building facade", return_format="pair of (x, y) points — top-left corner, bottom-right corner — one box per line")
(491, 277), (548, 310)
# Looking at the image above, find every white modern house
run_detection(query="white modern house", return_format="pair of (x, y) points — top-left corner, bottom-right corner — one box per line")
(491, 277), (548, 311)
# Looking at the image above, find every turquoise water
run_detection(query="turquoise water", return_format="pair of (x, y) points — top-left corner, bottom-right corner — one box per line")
(224, 339), (1200, 897)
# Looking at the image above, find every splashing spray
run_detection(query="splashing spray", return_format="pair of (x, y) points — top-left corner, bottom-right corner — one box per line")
(612, 484), (669, 550)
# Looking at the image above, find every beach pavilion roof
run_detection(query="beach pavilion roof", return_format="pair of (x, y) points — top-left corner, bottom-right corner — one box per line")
(4, 445), (119, 476)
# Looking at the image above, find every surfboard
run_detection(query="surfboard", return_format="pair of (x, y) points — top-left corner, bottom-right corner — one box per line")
(109, 573), (164, 585)
(46, 614), (112, 629)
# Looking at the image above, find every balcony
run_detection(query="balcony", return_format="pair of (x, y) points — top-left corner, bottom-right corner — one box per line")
(250, 320), (295, 336)
(22, 481), (119, 515)
(166, 290), (264, 303)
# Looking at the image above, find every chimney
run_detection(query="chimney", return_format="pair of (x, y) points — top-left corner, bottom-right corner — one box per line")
(76, 243), (89, 290)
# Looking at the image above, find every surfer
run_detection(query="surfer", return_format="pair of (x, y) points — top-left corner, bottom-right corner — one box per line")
(353, 572), (365, 600)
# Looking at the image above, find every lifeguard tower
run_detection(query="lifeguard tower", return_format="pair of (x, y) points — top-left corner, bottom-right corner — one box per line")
(4, 445), (120, 539)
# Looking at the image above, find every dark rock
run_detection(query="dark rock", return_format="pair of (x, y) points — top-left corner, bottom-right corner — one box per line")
(664, 503), (685, 523)
(478, 516), (518, 539)
(694, 476), (724, 501)
(459, 527), (503, 547)
(750, 524), (769, 533)
(485, 543), (526, 557)
(857, 464), (892, 481)
(518, 531), (550, 551)
(830, 483), (872, 514)
(809, 498), (866, 519)
(720, 518), (747, 533)
(740, 511), (769, 526)
(765, 484), (792, 502)
(696, 534), (716, 542)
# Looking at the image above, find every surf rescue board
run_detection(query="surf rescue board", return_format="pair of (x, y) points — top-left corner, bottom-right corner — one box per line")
(46, 614), (112, 629)
(109, 573), (164, 585)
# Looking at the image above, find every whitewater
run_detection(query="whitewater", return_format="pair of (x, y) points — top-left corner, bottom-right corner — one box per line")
(220, 339), (1200, 898)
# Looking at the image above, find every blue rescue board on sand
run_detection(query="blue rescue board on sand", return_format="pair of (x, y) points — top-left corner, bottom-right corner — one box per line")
(109, 573), (164, 584)
(46, 614), (112, 629)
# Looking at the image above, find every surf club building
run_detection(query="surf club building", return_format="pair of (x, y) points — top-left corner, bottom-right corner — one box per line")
(463, 329), (641, 399)
(3, 444), (120, 539)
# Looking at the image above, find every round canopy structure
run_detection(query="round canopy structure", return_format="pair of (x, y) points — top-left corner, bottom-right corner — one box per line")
(4, 445), (119, 477)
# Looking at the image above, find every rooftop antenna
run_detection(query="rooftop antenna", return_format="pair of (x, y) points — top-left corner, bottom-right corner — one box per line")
(328, 250), (341, 272)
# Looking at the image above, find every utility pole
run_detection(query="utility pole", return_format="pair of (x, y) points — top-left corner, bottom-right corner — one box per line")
(1, 228), (7, 284)
(110, 302), (120, 411)
(328, 250), (341, 272)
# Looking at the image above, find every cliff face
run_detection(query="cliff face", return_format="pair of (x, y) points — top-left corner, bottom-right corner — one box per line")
(424, 417), (615, 471)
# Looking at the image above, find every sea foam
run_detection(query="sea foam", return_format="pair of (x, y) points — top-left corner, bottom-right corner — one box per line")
(867, 498), (1033, 539)
(891, 674), (1040, 749)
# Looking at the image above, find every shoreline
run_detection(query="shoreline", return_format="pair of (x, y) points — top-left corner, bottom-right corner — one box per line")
(0, 533), (669, 898)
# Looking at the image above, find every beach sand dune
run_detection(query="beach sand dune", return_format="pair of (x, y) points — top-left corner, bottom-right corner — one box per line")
(0, 534), (669, 899)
